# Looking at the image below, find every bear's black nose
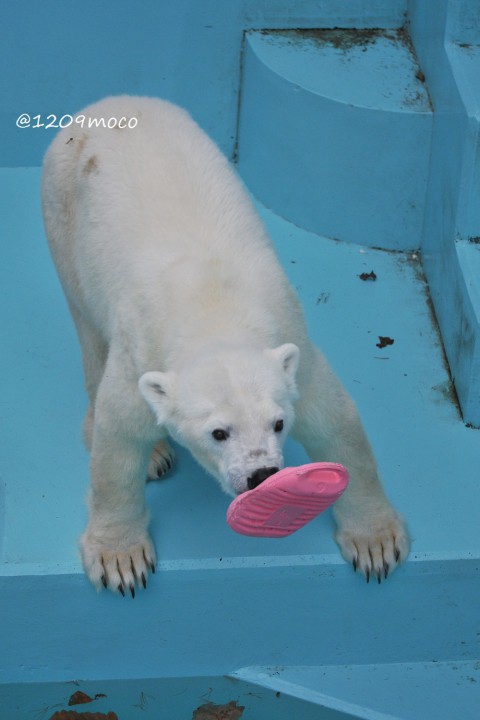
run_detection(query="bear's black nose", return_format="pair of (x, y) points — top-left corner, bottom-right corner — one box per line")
(247, 466), (279, 490)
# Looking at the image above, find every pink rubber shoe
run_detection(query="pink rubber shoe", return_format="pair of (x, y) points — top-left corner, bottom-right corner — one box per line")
(227, 462), (349, 538)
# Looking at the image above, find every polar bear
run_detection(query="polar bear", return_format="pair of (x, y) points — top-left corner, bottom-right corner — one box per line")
(42, 96), (409, 596)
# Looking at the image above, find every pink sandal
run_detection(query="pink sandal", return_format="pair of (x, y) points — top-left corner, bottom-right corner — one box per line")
(227, 462), (349, 538)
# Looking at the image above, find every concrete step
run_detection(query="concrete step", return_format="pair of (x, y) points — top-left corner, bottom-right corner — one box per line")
(236, 9), (480, 427)
(233, 661), (480, 720)
(416, 32), (480, 426)
(236, 28), (432, 251)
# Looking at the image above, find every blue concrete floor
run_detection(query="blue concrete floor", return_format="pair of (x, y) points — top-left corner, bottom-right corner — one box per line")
(1, 167), (479, 572)
(1, 167), (479, 719)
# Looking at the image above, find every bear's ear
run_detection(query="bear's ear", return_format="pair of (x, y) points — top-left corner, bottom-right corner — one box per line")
(267, 343), (300, 385)
(138, 371), (176, 425)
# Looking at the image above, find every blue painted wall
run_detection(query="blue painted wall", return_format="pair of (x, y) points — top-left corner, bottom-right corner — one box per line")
(410, 0), (480, 425)
(0, 0), (407, 167)
(1, 1), (478, 414)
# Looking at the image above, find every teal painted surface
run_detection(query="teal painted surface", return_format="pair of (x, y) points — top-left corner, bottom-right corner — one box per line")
(2, 661), (479, 719)
(237, 29), (432, 250)
(233, 1), (480, 423)
(1, 170), (479, 720)
(0, 675), (352, 720)
(409, 0), (480, 425)
(2, 169), (480, 573)
(234, 661), (480, 720)
(241, 30), (432, 112)
(447, 44), (480, 238)
(8, 662), (479, 720)
(1, 565), (479, 698)
(0, 0), (407, 167)
(1, 2), (480, 717)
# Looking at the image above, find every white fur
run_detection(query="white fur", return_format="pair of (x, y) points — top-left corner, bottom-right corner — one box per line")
(42, 96), (409, 594)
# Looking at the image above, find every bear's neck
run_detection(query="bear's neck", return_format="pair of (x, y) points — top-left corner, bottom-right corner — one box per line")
(162, 317), (276, 371)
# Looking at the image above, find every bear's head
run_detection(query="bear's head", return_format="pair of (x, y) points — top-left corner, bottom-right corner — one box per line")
(139, 343), (300, 495)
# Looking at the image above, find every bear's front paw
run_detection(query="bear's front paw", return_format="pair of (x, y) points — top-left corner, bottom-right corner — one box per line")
(335, 511), (409, 583)
(79, 527), (156, 597)
(147, 439), (176, 481)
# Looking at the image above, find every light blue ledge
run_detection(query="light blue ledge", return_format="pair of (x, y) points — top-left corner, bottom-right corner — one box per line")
(233, 661), (480, 720)
(237, 29), (432, 251)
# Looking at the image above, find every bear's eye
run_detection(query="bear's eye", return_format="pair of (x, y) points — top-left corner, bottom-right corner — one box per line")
(212, 429), (229, 441)
(274, 419), (284, 433)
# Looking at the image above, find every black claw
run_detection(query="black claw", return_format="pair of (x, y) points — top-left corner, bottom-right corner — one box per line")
(384, 562), (390, 580)
(394, 547), (401, 563)
(150, 562), (156, 574)
(377, 571), (382, 585)
(141, 573), (147, 589)
(129, 584), (135, 599)
(118, 584), (125, 597)
(352, 557), (358, 572)
(101, 575), (107, 590)
(365, 568), (370, 584)
(157, 459), (172, 477)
